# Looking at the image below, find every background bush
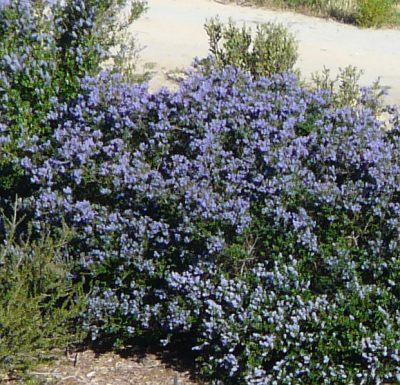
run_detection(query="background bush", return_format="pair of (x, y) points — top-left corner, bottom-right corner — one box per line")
(20, 67), (400, 384)
(355, 0), (396, 27)
(225, 0), (400, 27)
(202, 19), (385, 113)
(310, 65), (386, 112)
(204, 18), (298, 77)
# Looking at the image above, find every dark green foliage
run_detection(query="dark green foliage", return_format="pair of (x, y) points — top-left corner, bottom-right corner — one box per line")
(0, 201), (87, 379)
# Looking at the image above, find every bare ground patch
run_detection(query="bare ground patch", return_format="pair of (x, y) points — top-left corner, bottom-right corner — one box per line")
(4, 348), (202, 385)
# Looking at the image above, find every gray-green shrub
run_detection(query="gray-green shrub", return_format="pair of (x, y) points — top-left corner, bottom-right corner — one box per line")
(204, 18), (298, 77)
(310, 65), (386, 112)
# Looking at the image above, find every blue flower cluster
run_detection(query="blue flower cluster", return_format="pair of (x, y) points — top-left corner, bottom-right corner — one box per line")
(0, 0), (145, 200)
(21, 68), (400, 384)
(0, 0), (100, 135)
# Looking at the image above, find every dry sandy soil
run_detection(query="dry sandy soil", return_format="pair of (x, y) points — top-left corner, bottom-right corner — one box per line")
(130, 0), (400, 104)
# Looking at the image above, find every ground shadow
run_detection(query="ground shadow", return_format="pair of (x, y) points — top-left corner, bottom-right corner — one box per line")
(75, 334), (206, 384)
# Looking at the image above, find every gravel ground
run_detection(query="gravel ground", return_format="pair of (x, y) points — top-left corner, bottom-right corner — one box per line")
(13, 350), (201, 385)
(130, 0), (400, 105)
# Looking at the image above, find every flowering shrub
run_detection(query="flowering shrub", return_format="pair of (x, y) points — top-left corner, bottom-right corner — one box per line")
(21, 68), (400, 384)
(0, 0), (145, 199)
(0, 0), (144, 377)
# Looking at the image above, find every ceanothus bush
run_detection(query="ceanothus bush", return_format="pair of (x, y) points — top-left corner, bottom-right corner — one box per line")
(0, 0), (145, 200)
(21, 67), (400, 384)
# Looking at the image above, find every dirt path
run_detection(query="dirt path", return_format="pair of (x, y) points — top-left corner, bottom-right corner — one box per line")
(130, 0), (400, 104)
